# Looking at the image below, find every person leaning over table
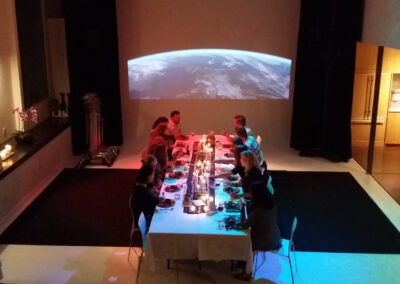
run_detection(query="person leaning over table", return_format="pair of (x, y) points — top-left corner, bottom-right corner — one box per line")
(130, 164), (159, 233)
(147, 137), (169, 175)
(142, 154), (164, 195)
(152, 116), (169, 130)
(233, 181), (282, 281)
(240, 150), (266, 196)
(236, 126), (263, 165)
(211, 144), (247, 180)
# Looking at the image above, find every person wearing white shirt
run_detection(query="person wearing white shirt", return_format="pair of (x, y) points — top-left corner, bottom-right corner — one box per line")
(167, 110), (187, 140)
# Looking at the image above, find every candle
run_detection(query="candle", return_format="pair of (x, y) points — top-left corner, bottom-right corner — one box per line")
(5, 144), (12, 154)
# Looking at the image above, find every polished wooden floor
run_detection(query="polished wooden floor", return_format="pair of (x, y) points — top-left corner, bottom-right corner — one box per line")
(352, 145), (400, 204)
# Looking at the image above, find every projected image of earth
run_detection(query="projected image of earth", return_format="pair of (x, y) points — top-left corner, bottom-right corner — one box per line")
(128, 49), (291, 100)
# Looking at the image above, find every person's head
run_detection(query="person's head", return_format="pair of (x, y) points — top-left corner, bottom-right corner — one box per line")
(154, 122), (168, 136)
(170, 110), (180, 124)
(152, 116), (169, 130)
(250, 181), (274, 209)
(240, 150), (259, 172)
(136, 164), (155, 185)
(142, 154), (158, 170)
(232, 136), (244, 147)
(235, 126), (248, 142)
(234, 144), (248, 165)
(234, 115), (246, 128)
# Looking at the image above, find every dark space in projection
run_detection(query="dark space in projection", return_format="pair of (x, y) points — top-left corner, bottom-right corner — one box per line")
(128, 49), (291, 100)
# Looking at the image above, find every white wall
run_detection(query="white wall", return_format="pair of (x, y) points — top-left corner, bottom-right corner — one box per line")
(362, 0), (400, 49)
(116, 0), (300, 150)
(0, 0), (22, 144)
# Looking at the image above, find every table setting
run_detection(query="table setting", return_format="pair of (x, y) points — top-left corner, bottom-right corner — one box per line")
(146, 134), (253, 273)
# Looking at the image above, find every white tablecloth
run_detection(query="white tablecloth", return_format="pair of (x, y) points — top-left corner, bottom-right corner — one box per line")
(145, 135), (253, 273)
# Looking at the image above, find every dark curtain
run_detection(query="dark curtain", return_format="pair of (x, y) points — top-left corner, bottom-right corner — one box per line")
(64, 0), (123, 154)
(290, 0), (364, 162)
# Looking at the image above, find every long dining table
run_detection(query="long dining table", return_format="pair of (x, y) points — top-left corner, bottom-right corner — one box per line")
(145, 134), (253, 273)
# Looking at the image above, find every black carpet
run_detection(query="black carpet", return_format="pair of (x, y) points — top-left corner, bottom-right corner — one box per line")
(272, 171), (400, 254)
(1, 169), (399, 253)
(0, 168), (139, 247)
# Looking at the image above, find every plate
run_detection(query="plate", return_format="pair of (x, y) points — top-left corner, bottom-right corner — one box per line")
(224, 186), (240, 194)
(167, 171), (184, 179)
(228, 174), (239, 181)
(224, 152), (234, 158)
(175, 160), (186, 166)
(165, 185), (180, 193)
(158, 198), (175, 208)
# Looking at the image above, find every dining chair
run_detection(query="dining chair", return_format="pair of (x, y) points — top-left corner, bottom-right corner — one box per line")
(135, 212), (147, 284)
(128, 195), (147, 283)
(253, 217), (298, 283)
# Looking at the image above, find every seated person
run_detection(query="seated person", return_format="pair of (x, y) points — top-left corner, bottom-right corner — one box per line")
(212, 144), (247, 180)
(243, 181), (281, 250)
(234, 114), (255, 137)
(234, 181), (281, 280)
(167, 110), (187, 140)
(130, 164), (159, 233)
(151, 116), (169, 130)
(147, 137), (168, 174)
(236, 126), (263, 165)
(142, 154), (164, 194)
(221, 114), (256, 139)
(240, 150), (265, 195)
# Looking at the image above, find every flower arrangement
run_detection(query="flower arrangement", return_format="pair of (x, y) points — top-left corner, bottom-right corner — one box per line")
(12, 107), (38, 143)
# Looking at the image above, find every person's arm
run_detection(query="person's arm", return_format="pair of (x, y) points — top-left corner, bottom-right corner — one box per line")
(242, 209), (255, 230)
(210, 171), (231, 179)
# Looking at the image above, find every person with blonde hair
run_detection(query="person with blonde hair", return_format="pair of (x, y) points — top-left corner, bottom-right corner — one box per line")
(240, 150), (265, 194)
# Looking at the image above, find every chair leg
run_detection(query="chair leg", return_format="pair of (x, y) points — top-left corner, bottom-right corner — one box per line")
(292, 243), (298, 273)
(136, 251), (143, 284)
(252, 252), (257, 278)
(289, 257), (294, 284)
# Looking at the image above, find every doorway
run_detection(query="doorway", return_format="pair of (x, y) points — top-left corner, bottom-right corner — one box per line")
(351, 42), (400, 204)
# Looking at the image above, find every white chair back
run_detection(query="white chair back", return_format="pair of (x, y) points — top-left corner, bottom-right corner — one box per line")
(138, 213), (147, 249)
(256, 135), (262, 145)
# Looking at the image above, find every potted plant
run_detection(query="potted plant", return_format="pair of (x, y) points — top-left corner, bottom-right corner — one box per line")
(12, 107), (38, 144)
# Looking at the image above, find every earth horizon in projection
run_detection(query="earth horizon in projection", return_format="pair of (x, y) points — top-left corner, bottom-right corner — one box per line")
(127, 49), (291, 99)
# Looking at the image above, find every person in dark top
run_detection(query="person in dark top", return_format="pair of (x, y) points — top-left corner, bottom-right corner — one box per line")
(211, 144), (247, 180)
(231, 144), (247, 178)
(130, 164), (159, 233)
(243, 181), (281, 250)
(240, 150), (265, 194)
(234, 181), (281, 281)
(142, 154), (164, 194)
